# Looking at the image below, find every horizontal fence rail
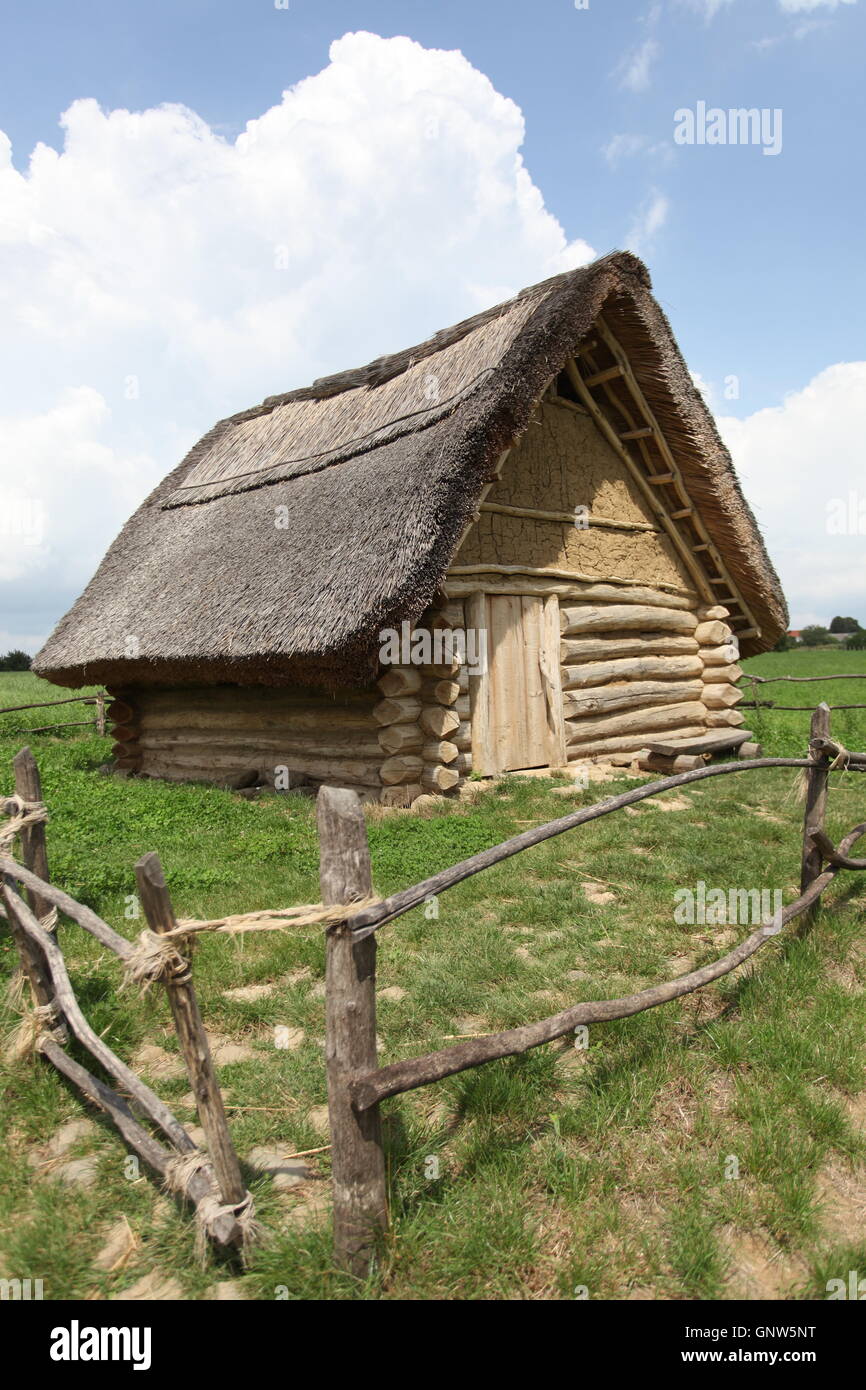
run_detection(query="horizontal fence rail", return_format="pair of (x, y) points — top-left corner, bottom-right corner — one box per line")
(1, 703), (864, 1278)
(0, 692), (107, 737)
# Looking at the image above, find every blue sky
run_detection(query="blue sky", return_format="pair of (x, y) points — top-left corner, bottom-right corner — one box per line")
(1, 0), (864, 645)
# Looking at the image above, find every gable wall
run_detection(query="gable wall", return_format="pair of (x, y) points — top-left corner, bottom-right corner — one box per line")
(453, 399), (694, 593)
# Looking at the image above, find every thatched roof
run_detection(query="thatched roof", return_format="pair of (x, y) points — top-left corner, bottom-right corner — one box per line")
(35, 252), (786, 691)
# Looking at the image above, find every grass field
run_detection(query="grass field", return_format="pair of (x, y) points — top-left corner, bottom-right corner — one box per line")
(1, 664), (865, 1301)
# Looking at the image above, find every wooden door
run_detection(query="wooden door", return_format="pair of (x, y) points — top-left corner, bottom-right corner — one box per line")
(469, 594), (566, 775)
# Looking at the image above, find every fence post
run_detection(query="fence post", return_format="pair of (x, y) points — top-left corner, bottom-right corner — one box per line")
(317, 786), (387, 1278)
(801, 703), (832, 913)
(95, 692), (106, 738)
(134, 852), (247, 1214)
(13, 747), (51, 921)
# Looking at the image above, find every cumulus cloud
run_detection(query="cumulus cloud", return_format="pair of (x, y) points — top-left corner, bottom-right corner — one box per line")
(717, 363), (866, 626)
(617, 39), (661, 93)
(779, 0), (856, 11)
(625, 190), (670, 254)
(0, 31), (594, 650)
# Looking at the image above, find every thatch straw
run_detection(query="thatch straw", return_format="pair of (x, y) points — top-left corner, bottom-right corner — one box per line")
(33, 251), (786, 693)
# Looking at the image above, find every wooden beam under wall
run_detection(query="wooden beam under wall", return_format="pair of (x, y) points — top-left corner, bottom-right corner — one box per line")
(564, 359), (715, 604)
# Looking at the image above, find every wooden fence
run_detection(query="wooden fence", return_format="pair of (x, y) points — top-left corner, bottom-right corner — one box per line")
(0, 692), (107, 737)
(0, 704), (864, 1276)
(739, 671), (866, 713)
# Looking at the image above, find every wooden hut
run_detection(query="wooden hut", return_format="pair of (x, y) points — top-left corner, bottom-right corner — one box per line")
(34, 252), (787, 803)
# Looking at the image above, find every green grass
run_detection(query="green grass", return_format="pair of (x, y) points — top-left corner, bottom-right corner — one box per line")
(0, 666), (865, 1300)
(740, 647), (866, 757)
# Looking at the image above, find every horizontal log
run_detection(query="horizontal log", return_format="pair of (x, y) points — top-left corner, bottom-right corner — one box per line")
(419, 705), (461, 738)
(372, 697), (422, 727)
(108, 724), (140, 744)
(640, 753), (706, 774)
(141, 685), (374, 710)
(565, 726), (709, 759)
(421, 764), (460, 793)
(444, 576), (696, 604)
(701, 664), (742, 685)
(455, 751), (472, 775)
(704, 710), (747, 728)
(561, 634), (700, 664)
(137, 732), (383, 758)
(564, 680), (704, 722)
(645, 729), (751, 757)
(560, 605), (698, 637)
(380, 755), (425, 786)
(140, 753), (382, 785)
(107, 700), (135, 723)
(702, 684), (744, 710)
(421, 740), (459, 765)
(567, 700), (708, 746)
(699, 644), (741, 667)
(454, 695), (470, 720)
(111, 741), (141, 760)
(694, 620), (732, 646)
(139, 708), (375, 733)
(478, 500), (658, 533)
(419, 678), (460, 706)
(377, 723), (424, 755)
(738, 742), (763, 761)
(561, 655), (703, 689)
(420, 660), (461, 679)
(454, 721), (472, 751)
(698, 605), (730, 621)
(377, 667), (422, 697)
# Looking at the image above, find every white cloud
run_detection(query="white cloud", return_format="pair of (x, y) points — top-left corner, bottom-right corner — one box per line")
(617, 39), (661, 93)
(779, 0), (856, 11)
(625, 190), (670, 254)
(0, 31), (594, 651)
(602, 133), (674, 168)
(717, 363), (866, 627)
(676, 0), (736, 20)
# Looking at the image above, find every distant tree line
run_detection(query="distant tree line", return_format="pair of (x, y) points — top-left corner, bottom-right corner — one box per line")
(776, 617), (865, 651)
(0, 650), (32, 671)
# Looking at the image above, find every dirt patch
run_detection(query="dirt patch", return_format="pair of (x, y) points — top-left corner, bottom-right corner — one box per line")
(721, 1227), (808, 1300)
(582, 884), (616, 905)
(643, 796), (693, 813)
(132, 1043), (185, 1080)
(112, 1269), (183, 1301)
(815, 1158), (866, 1240)
(93, 1218), (138, 1273)
(223, 983), (275, 1003)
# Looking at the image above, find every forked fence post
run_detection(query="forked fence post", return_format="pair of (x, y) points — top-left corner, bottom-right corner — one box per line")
(13, 747), (51, 921)
(134, 852), (247, 1216)
(318, 786), (387, 1278)
(801, 703), (832, 916)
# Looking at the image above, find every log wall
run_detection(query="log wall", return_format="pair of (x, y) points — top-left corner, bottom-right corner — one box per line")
(109, 685), (383, 794)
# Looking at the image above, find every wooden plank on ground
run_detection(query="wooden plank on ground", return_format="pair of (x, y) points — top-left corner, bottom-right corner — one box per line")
(644, 730), (753, 758)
